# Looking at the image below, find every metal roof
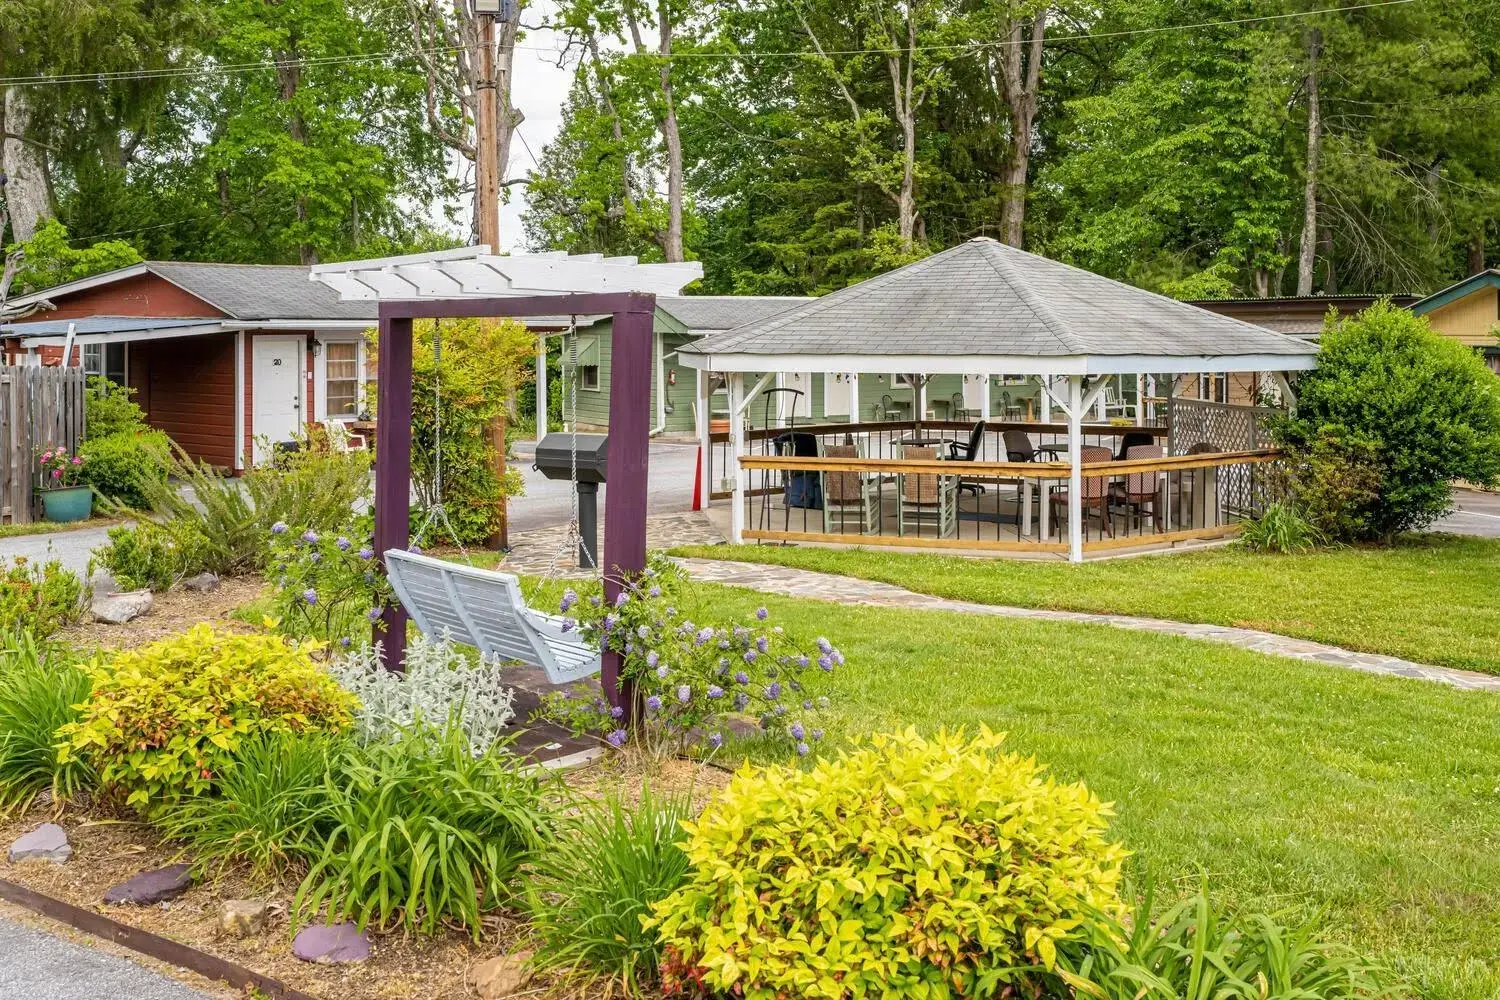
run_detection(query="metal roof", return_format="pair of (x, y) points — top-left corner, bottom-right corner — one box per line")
(679, 238), (1319, 374)
(657, 295), (811, 332)
(0, 317), (216, 336)
(1411, 268), (1500, 315)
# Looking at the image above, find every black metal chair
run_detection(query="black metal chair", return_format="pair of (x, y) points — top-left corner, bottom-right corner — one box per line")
(1003, 428), (1062, 462)
(947, 420), (988, 495)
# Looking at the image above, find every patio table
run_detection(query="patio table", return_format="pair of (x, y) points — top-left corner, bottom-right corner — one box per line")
(900, 435), (956, 448)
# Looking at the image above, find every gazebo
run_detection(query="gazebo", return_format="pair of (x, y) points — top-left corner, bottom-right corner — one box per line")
(678, 238), (1319, 562)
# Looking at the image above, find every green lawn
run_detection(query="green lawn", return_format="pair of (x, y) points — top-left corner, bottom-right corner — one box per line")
(644, 580), (1500, 1000)
(670, 535), (1500, 676)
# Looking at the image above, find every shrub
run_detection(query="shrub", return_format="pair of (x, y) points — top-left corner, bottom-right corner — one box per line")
(294, 724), (551, 939)
(1241, 501), (1324, 554)
(544, 558), (839, 757)
(0, 633), (95, 815)
(156, 730), (348, 878)
(57, 624), (356, 809)
(0, 556), (85, 638)
(326, 636), (516, 754)
(245, 442), (373, 537)
(1275, 301), (1500, 540)
(524, 790), (695, 996)
(1276, 428), (1383, 543)
(266, 518), (389, 647)
(1056, 886), (1400, 999)
(79, 429), (171, 509)
(84, 376), (149, 438)
(90, 522), (184, 592)
(647, 728), (1127, 999)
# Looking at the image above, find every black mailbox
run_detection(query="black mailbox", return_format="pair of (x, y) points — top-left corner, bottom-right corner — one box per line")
(534, 433), (609, 484)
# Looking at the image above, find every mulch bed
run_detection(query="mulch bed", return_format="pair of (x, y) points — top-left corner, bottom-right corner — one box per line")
(0, 753), (729, 999)
(61, 576), (266, 651)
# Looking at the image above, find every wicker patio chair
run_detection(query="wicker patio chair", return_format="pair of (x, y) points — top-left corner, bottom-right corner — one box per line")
(1048, 445), (1115, 538)
(1109, 444), (1165, 532)
(897, 445), (957, 538)
(822, 443), (881, 534)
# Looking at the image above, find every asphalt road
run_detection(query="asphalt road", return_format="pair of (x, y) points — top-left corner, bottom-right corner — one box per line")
(0, 917), (215, 1000)
(1436, 487), (1500, 538)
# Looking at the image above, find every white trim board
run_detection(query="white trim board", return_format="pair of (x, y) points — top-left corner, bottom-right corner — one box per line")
(676, 352), (1317, 376)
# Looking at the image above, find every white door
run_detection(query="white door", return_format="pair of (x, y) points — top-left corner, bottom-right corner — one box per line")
(252, 337), (303, 463)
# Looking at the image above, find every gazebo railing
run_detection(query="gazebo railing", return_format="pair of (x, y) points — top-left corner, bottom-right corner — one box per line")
(708, 419), (1167, 501)
(732, 447), (1282, 555)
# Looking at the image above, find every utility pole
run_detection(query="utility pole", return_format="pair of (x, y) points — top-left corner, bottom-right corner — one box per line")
(474, 0), (509, 550)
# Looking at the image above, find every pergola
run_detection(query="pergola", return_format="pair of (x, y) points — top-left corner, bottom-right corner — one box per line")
(677, 238), (1319, 562)
(311, 250), (701, 701)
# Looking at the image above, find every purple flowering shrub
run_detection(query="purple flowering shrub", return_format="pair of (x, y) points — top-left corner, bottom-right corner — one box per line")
(267, 515), (391, 647)
(543, 557), (839, 756)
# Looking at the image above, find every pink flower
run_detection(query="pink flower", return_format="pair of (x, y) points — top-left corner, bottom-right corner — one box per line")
(51, 469), (62, 479)
(71, 456), (82, 465)
(40, 452), (52, 462)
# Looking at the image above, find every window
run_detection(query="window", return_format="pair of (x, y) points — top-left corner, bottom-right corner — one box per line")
(324, 341), (360, 417)
(83, 343), (127, 385)
(580, 364), (600, 390)
(1197, 373), (1227, 403)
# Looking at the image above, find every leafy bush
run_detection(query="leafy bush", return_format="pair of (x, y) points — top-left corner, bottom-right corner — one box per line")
(0, 556), (85, 637)
(57, 624), (356, 809)
(90, 522), (184, 592)
(326, 636), (516, 754)
(1241, 502), (1324, 554)
(79, 430), (171, 509)
(524, 790), (694, 996)
(647, 728), (1127, 999)
(544, 558), (838, 757)
(133, 440), (370, 577)
(1275, 302), (1500, 540)
(1275, 428), (1383, 543)
(386, 318), (529, 546)
(266, 518), (389, 646)
(84, 376), (148, 438)
(156, 730), (347, 878)
(1056, 886), (1400, 999)
(294, 725), (551, 939)
(0, 633), (95, 815)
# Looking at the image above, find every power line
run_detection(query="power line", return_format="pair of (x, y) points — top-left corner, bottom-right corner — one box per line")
(0, 0), (1418, 88)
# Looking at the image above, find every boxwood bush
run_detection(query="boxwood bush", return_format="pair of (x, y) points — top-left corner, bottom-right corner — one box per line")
(0, 556), (85, 637)
(647, 728), (1126, 999)
(57, 624), (356, 809)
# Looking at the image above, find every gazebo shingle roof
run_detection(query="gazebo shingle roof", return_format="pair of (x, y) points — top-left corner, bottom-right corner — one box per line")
(680, 238), (1317, 362)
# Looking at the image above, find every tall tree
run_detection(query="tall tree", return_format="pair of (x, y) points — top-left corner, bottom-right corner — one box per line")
(1296, 26), (1322, 296)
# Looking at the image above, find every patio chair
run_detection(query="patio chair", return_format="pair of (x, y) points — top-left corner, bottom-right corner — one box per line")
(1003, 428), (1062, 462)
(946, 420), (988, 495)
(1109, 444), (1165, 532)
(1048, 445), (1115, 538)
(1113, 430), (1155, 461)
(950, 391), (968, 420)
(321, 419), (367, 452)
(879, 393), (903, 421)
(822, 443), (881, 534)
(897, 445), (957, 538)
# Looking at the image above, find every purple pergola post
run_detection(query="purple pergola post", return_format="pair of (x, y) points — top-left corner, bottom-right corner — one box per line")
(371, 293), (655, 724)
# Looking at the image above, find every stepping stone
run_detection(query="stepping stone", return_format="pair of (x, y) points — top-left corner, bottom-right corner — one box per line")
(104, 864), (193, 905)
(292, 923), (370, 965)
(8, 823), (72, 864)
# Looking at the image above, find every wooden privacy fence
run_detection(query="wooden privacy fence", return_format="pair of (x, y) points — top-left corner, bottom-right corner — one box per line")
(0, 367), (87, 524)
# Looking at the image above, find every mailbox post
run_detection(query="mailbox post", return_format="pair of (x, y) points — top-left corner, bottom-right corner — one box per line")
(534, 433), (609, 569)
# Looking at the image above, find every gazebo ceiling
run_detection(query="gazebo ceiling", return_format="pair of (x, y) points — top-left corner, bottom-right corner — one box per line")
(677, 238), (1318, 375)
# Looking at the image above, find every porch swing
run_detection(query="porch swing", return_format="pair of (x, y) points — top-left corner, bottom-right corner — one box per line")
(382, 319), (603, 686)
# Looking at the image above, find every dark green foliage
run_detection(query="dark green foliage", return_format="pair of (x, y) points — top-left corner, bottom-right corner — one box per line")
(156, 731), (347, 878)
(1275, 303), (1500, 539)
(294, 725), (551, 939)
(80, 431), (172, 510)
(523, 791), (694, 994)
(0, 633), (95, 815)
(90, 523), (183, 592)
(1276, 429), (1383, 543)
(1057, 886), (1401, 999)
(83, 377), (149, 439)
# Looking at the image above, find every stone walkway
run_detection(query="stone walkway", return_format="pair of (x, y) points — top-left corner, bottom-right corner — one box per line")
(675, 557), (1500, 693)
(493, 510), (725, 577)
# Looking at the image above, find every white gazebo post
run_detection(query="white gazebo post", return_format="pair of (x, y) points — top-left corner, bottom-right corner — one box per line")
(535, 333), (548, 436)
(727, 372), (746, 544)
(694, 368), (712, 509)
(979, 374), (992, 420)
(1067, 374), (1085, 563)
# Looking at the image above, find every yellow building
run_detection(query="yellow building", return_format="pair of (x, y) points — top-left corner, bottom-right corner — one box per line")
(1411, 270), (1500, 374)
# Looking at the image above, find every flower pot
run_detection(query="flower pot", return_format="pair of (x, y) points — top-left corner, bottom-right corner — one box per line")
(38, 485), (93, 523)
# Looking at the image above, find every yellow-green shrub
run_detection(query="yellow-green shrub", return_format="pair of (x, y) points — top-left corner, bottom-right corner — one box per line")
(647, 728), (1127, 999)
(58, 624), (356, 808)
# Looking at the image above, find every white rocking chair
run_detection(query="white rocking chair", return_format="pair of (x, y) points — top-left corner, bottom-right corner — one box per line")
(382, 549), (601, 685)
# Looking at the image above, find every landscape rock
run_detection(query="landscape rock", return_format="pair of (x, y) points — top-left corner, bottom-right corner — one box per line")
(217, 899), (270, 937)
(292, 923), (370, 965)
(473, 950), (533, 999)
(103, 864), (193, 905)
(181, 572), (220, 593)
(91, 589), (153, 624)
(7, 823), (72, 864)
(88, 568), (118, 597)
